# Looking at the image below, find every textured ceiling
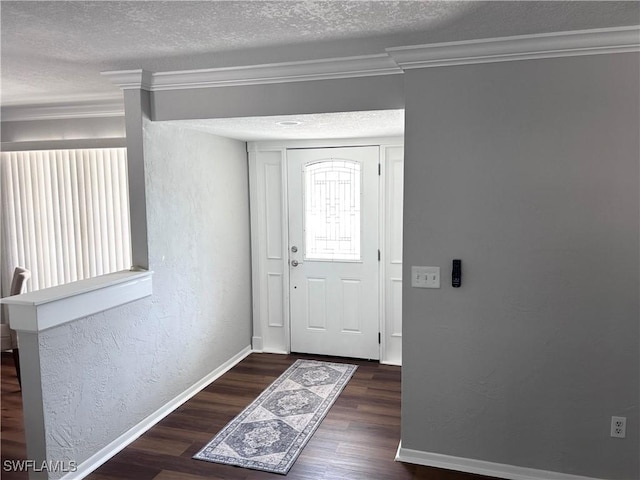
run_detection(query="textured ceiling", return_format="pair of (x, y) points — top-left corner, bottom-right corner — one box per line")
(163, 109), (405, 141)
(1, 1), (637, 140)
(2, 1), (638, 106)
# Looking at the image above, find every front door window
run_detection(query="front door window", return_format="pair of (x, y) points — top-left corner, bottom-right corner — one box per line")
(303, 160), (361, 261)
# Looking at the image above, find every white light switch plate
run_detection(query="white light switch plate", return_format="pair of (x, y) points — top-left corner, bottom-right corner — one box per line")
(411, 266), (440, 288)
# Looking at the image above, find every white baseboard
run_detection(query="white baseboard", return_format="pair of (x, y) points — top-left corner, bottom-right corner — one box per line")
(395, 442), (606, 480)
(251, 336), (263, 351)
(64, 345), (253, 480)
(262, 348), (289, 355)
(380, 360), (402, 367)
(250, 337), (289, 356)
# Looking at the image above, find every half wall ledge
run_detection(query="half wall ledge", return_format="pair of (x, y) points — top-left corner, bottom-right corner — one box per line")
(1, 269), (153, 333)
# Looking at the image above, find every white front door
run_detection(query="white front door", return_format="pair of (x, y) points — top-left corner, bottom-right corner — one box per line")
(287, 146), (380, 359)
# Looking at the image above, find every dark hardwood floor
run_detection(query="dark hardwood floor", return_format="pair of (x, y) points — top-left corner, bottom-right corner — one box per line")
(2, 352), (497, 480)
(2, 353), (28, 480)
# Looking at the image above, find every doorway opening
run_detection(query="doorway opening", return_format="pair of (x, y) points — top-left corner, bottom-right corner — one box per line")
(161, 110), (404, 364)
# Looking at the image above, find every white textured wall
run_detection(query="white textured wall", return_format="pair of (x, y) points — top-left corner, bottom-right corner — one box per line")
(38, 123), (252, 476)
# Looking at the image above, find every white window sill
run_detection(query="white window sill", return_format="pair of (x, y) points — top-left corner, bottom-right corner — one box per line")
(0, 269), (153, 333)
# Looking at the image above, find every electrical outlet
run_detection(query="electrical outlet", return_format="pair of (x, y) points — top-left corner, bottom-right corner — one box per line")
(610, 416), (626, 438)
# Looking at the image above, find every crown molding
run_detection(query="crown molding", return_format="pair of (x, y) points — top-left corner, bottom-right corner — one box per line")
(386, 26), (640, 69)
(1, 97), (125, 122)
(102, 54), (402, 91)
(101, 26), (639, 94)
(6, 26), (639, 119)
(100, 69), (153, 90)
(151, 54), (401, 90)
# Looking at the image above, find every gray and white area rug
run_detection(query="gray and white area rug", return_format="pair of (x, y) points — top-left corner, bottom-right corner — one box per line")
(193, 359), (357, 474)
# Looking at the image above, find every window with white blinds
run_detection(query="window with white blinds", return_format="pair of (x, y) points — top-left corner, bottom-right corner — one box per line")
(1, 148), (132, 294)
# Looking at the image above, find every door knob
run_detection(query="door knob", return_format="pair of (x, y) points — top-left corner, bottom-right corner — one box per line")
(291, 260), (300, 267)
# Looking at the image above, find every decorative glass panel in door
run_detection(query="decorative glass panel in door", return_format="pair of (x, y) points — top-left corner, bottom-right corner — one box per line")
(304, 160), (361, 261)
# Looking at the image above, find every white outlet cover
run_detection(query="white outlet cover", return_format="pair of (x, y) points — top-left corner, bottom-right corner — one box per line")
(611, 416), (626, 438)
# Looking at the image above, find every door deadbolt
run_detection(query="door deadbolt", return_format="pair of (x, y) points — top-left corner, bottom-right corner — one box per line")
(291, 246), (298, 253)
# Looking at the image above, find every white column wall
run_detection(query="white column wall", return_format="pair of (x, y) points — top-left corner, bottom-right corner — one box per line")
(27, 122), (252, 479)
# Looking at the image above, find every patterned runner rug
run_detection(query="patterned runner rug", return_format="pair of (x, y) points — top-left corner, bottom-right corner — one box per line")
(193, 359), (357, 474)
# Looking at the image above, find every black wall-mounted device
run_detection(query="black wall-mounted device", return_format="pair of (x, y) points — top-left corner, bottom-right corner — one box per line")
(452, 259), (462, 288)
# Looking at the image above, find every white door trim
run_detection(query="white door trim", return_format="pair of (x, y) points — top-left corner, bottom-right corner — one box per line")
(248, 137), (403, 363)
(248, 146), (290, 354)
(379, 144), (404, 366)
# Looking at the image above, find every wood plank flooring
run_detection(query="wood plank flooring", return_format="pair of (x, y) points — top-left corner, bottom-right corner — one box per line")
(1, 352), (27, 480)
(2, 352), (498, 480)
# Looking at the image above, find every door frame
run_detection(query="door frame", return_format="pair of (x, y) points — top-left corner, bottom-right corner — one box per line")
(248, 136), (403, 365)
(287, 145), (381, 360)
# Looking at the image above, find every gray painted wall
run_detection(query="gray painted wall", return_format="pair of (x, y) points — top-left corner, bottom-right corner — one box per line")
(401, 53), (639, 479)
(1, 116), (125, 150)
(151, 74), (404, 121)
(124, 90), (151, 270)
(38, 123), (252, 476)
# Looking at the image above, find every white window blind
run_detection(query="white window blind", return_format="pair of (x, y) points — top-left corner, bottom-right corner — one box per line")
(1, 148), (132, 294)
